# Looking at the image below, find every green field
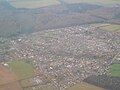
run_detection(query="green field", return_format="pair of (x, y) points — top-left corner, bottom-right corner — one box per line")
(90, 23), (120, 32)
(90, 23), (110, 28)
(9, 60), (35, 79)
(100, 24), (120, 32)
(9, 0), (60, 9)
(109, 64), (120, 77)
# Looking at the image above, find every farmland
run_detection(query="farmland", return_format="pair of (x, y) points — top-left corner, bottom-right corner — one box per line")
(9, 60), (35, 88)
(9, 60), (35, 79)
(24, 84), (55, 90)
(9, 0), (120, 9)
(100, 24), (120, 32)
(66, 82), (106, 90)
(64, 0), (120, 6)
(109, 64), (120, 77)
(9, 0), (60, 9)
(0, 65), (22, 90)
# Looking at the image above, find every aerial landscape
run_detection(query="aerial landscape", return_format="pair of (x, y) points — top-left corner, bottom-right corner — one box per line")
(0, 0), (120, 90)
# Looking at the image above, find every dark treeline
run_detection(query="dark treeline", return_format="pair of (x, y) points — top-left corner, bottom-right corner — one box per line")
(84, 75), (120, 90)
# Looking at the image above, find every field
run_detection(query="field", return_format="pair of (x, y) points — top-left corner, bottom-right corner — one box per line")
(100, 24), (120, 32)
(65, 82), (106, 90)
(90, 23), (111, 28)
(32, 84), (55, 90)
(9, 60), (35, 79)
(64, 0), (120, 6)
(9, 0), (120, 9)
(9, 0), (60, 9)
(9, 60), (35, 88)
(109, 64), (120, 77)
(0, 65), (22, 90)
(90, 23), (120, 32)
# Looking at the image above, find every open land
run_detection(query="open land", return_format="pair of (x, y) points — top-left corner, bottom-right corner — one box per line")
(9, 60), (36, 88)
(64, 0), (120, 6)
(9, 0), (60, 9)
(9, 60), (35, 79)
(66, 82), (106, 90)
(0, 65), (22, 90)
(9, 0), (120, 9)
(109, 64), (120, 77)
(100, 24), (120, 32)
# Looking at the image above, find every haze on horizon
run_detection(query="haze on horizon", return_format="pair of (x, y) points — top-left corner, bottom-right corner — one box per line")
(7, 0), (120, 9)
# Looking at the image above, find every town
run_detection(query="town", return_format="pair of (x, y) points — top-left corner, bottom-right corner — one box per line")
(1, 25), (119, 90)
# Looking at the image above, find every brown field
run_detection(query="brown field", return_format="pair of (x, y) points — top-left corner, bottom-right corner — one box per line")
(66, 82), (106, 90)
(0, 65), (22, 90)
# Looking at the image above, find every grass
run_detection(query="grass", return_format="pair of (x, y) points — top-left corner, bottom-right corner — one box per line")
(109, 64), (120, 77)
(9, 0), (60, 9)
(43, 84), (55, 90)
(20, 79), (31, 87)
(65, 82), (106, 90)
(90, 23), (120, 32)
(9, 60), (35, 79)
(35, 84), (56, 90)
(9, 60), (35, 87)
(90, 23), (111, 28)
(100, 24), (120, 32)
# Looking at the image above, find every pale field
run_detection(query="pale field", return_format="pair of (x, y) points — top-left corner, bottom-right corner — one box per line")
(9, 0), (60, 9)
(64, 0), (120, 6)
(65, 82), (106, 90)
(9, 0), (120, 9)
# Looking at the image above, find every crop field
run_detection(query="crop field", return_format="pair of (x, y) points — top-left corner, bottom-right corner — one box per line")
(23, 84), (55, 90)
(65, 82), (106, 90)
(9, 60), (35, 88)
(0, 65), (22, 90)
(109, 64), (120, 77)
(90, 23), (120, 32)
(90, 23), (111, 28)
(9, 0), (60, 9)
(9, 60), (35, 79)
(100, 24), (120, 32)
(64, 0), (120, 6)
(9, 0), (120, 9)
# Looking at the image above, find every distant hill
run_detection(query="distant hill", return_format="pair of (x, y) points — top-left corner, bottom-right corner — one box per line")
(0, 1), (120, 37)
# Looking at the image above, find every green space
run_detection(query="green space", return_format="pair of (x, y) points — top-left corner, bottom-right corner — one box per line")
(100, 24), (120, 32)
(90, 23), (110, 28)
(109, 64), (120, 77)
(9, 60), (35, 87)
(9, 60), (35, 79)
(91, 23), (120, 32)
(20, 79), (31, 87)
